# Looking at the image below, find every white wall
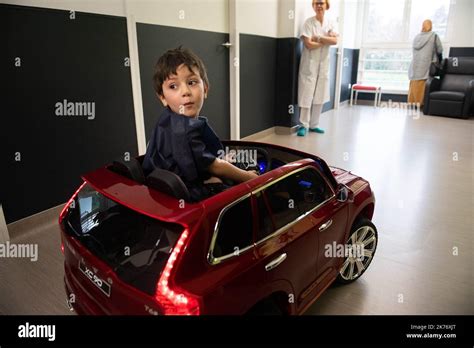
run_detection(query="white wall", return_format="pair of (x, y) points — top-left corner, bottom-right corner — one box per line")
(471, 2), (474, 47)
(278, 0), (295, 37)
(294, 0), (313, 38)
(237, 0), (279, 37)
(0, 0), (125, 16)
(0, 0), (228, 32)
(125, 0), (228, 33)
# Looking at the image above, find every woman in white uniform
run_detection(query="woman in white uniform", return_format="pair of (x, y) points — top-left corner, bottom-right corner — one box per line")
(297, 0), (338, 136)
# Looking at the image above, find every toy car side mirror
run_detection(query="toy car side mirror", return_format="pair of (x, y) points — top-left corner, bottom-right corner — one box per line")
(337, 183), (354, 203)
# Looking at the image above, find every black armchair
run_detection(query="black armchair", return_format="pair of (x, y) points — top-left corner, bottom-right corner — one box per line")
(423, 57), (474, 119)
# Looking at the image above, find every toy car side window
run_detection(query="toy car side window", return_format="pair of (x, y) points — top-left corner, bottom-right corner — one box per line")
(255, 191), (275, 241)
(264, 175), (302, 231)
(213, 196), (253, 258)
(293, 168), (333, 212)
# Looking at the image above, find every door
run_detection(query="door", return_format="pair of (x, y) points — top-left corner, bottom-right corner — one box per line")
(252, 173), (320, 313)
(312, 197), (348, 279)
(252, 166), (348, 312)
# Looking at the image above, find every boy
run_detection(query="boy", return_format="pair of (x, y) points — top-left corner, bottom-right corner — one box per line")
(143, 47), (258, 201)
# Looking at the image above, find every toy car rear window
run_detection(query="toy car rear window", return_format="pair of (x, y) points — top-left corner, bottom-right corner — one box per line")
(62, 183), (182, 295)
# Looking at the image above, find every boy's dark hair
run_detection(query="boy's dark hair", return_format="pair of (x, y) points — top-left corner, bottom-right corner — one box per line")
(153, 47), (210, 96)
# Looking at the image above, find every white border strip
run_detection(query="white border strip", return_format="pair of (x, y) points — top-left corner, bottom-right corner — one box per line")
(0, 205), (10, 243)
(229, 0), (240, 140)
(125, 9), (147, 155)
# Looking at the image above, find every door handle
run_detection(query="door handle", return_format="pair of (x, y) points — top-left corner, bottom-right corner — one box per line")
(319, 219), (333, 232)
(265, 253), (287, 272)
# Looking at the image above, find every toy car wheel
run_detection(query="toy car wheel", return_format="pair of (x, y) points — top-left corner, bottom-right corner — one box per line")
(337, 218), (378, 284)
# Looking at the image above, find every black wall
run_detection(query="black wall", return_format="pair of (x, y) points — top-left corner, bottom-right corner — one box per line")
(340, 48), (360, 102)
(275, 38), (301, 128)
(136, 24), (230, 142)
(1, 5), (137, 224)
(240, 34), (277, 138)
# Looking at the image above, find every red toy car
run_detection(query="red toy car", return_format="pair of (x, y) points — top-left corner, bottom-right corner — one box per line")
(59, 140), (377, 315)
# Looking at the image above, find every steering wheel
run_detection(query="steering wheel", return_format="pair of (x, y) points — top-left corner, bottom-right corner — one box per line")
(232, 147), (270, 175)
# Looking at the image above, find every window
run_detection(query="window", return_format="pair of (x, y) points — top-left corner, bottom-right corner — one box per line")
(292, 168), (333, 213)
(214, 197), (253, 258)
(360, 49), (412, 91)
(264, 175), (302, 231)
(255, 191), (275, 241)
(63, 184), (182, 295)
(408, 0), (450, 41)
(259, 168), (333, 235)
(365, 0), (406, 43)
(360, 0), (451, 91)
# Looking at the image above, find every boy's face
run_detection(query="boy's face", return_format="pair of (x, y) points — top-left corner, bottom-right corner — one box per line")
(159, 64), (208, 118)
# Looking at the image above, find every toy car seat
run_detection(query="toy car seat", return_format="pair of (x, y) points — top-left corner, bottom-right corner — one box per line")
(109, 158), (146, 184)
(146, 168), (191, 202)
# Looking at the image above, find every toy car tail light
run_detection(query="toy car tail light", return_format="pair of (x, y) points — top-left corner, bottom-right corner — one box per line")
(155, 228), (201, 315)
(59, 181), (87, 224)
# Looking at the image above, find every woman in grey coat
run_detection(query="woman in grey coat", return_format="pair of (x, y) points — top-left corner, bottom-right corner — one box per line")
(408, 19), (443, 107)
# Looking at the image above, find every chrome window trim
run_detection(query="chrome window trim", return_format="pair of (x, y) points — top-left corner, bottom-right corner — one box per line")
(254, 195), (334, 247)
(207, 165), (335, 265)
(253, 165), (335, 196)
(253, 165), (335, 245)
(207, 193), (253, 265)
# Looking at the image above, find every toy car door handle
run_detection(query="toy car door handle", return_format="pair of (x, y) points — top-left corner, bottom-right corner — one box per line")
(265, 253), (287, 272)
(319, 219), (333, 232)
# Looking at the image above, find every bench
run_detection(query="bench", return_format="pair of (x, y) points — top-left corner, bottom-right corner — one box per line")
(350, 84), (382, 107)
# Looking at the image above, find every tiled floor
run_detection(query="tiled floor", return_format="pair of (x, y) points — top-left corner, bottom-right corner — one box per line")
(1, 104), (473, 315)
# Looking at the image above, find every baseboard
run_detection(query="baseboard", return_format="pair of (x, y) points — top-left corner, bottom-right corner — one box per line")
(350, 100), (379, 106)
(241, 127), (276, 140)
(7, 204), (64, 239)
(339, 100), (350, 107)
(276, 125), (300, 135)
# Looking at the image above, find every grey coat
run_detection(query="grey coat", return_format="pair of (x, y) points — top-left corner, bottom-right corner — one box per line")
(408, 31), (443, 80)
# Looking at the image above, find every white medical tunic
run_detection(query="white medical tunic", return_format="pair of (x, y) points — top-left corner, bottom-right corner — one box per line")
(298, 16), (337, 108)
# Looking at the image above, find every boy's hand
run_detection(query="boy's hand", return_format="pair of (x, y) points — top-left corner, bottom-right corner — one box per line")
(247, 170), (259, 180)
(208, 158), (259, 183)
(249, 170), (259, 175)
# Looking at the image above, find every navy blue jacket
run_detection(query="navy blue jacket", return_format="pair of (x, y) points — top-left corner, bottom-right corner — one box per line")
(143, 108), (224, 188)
